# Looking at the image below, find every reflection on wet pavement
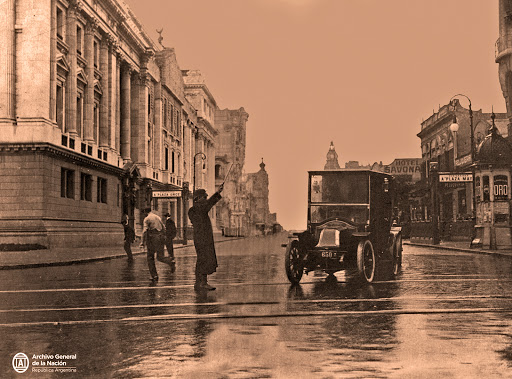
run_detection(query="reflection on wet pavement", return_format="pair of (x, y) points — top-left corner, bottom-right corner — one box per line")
(1, 237), (512, 377)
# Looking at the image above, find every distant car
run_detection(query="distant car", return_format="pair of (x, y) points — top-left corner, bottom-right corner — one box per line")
(284, 169), (402, 284)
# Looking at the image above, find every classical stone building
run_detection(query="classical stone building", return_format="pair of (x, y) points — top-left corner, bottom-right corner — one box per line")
(0, 0), (212, 250)
(214, 107), (249, 236)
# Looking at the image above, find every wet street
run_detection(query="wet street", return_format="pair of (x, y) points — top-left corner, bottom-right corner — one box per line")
(2, 234), (512, 378)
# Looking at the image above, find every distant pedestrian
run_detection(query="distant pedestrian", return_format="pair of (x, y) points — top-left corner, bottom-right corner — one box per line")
(122, 219), (135, 262)
(164, 212), (177, 270)
(142, 207), (173, 281)
(188, 184), (224, 290)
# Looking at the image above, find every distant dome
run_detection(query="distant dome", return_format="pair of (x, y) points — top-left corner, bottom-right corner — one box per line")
(475, 115), (512, 165)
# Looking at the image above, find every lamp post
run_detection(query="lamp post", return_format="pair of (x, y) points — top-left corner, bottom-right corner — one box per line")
(450, 94), (476, 220)
(449, 119), (459, 167)
(193, 152), (206, 193)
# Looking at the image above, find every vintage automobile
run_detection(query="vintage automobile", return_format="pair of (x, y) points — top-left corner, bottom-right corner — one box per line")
(284, 169), (402, 284)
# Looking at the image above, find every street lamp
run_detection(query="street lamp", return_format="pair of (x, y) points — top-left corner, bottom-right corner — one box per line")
(450, 94), (476, 238)
(193, 152), (206, 193)
(449, 118), (459, 166)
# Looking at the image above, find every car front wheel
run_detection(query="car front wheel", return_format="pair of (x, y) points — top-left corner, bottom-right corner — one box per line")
(285, 240), (304, 284)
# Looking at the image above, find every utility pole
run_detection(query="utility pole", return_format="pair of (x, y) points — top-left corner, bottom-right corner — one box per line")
(430, 161), (440, 245)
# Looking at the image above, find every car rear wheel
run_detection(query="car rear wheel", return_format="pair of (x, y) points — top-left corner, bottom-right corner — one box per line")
(285, 240), (304, 284)
(357, 240), (375, 283)
(392, 234), (402, 276)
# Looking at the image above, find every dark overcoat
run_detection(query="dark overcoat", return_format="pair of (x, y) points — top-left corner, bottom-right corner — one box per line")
(188, 192), (222, 275)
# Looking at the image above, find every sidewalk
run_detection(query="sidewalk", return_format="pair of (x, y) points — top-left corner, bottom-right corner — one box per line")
(0, 235), (243, 270)
(405, 239), (512, 258)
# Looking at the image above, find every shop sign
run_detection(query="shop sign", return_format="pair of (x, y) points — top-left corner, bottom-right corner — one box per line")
(441, 182), (466, 189)
(152, 190), (182, 198)
(439, 173), (473, 182)
(455, 154), (472, 167)
(383, 159), (422, 175)
(494, 176), (508, 201)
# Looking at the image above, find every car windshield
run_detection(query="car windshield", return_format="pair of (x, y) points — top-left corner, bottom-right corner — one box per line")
(310, 205), (369, 225)
(310, 172), (369, 204)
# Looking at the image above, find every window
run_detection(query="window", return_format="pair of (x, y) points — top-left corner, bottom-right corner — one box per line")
(77, 94), (83, 138)
(172, 151), (175, 173)
(93, 102), (99, 142)
(93, 40), (99, 68)
(483, 175), (490, 202)
(56, 83), (64, 130)
(56, 7), (64, 40)
(97, 177), (107, 203)
(164, 146), (169, 171)
(61, 168), (75, 199)
(76, 25), (83, 55)
(163, 98), (168, 128)
(80, 173), (92, 201)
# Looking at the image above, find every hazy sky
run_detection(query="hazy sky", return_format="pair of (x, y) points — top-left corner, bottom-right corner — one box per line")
(123, 0), (504, 230)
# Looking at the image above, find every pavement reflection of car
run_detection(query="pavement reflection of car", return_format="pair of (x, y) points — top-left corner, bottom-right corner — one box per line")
(284, 169), (403, 284)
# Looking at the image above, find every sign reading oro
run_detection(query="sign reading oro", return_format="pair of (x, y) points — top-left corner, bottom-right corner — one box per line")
(152, 190), (182, 198)
(438, 173), (473, 182)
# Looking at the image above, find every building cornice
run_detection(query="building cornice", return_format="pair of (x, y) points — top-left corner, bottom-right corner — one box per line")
(0, 143), (125, 176)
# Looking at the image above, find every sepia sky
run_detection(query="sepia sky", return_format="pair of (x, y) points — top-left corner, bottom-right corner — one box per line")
(123, 0), (504, 230)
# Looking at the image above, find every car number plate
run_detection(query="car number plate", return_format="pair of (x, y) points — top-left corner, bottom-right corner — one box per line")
(321, 251), (337, 258)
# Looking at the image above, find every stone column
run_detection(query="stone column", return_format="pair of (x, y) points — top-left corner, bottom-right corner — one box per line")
(154, 82), (162, 170)
(108, 40), (118, 149)
(120, 63), (132, 161)
(83, 20), (96, 141)
(65, 1), (79, 135)
(49, 0), (57, 122)
(0, 0), (16, 121)
(99, 36), (109, 147)
(116, 56), (121, 153)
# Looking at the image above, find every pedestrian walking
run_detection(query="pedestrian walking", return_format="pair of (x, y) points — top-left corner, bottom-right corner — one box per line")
(188, 184), (224, 291)
(164, 212), (177, 270)
(142, 207), (173, 281)
(122, 219), (135, 262)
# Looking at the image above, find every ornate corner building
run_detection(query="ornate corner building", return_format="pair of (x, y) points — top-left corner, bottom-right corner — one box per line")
(0, 0), (222, 250)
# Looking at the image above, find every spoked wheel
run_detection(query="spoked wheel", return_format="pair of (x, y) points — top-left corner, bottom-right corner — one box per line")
(392, 234), (402, 276)
(356, 239), (376, 283)
(285, 240), (304, 284)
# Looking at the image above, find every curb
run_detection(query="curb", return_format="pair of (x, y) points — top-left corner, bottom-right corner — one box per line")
(0, 237), (245, 270)
(404, 241), (512, 258)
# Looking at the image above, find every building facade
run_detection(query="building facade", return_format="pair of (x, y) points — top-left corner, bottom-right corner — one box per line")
(214, 107), (250, 236)
(496, 0), (512, 137)
(0, 0), (216, 250)
(413, 100), (507, 241)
